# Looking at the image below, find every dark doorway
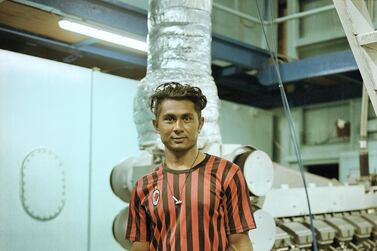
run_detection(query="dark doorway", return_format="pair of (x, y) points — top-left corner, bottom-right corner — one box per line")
(306, 164), (339, 180)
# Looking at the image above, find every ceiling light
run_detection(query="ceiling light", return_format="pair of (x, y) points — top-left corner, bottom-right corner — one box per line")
(58, 19), (147, 53)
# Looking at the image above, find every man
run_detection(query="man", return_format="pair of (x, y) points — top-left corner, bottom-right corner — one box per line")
(126, 82), (256, 251)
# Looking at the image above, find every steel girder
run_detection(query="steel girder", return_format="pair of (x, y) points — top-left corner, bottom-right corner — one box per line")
(6, 0), (362, 101)
(14, 0), (271, 70)
(257, 50), (359, 86)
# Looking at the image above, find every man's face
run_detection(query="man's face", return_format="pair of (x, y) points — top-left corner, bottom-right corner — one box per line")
(153, 99), (204, 153)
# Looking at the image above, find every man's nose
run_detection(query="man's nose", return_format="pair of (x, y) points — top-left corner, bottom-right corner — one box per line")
(173, 119), (184, 131)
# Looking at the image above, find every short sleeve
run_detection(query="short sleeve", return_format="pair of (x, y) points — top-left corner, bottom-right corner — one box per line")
(224, 168), (256, 235)
(125, 181), (150, 241)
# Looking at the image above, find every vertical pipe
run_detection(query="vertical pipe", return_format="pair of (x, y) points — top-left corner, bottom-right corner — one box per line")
(133, 0), (222, 151)
(359, 85), (369, 177)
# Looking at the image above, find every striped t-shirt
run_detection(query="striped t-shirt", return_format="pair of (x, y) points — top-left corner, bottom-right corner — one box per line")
(125, 154), (256, 251)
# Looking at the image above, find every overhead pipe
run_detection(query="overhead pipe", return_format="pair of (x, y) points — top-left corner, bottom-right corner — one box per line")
(213, 2), (335, 25)
(213, 2), (262, 24)
(273, 4), (335, 24)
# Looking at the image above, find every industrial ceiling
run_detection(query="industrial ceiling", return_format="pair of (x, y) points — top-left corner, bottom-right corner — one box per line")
(0, 0), (363, 108)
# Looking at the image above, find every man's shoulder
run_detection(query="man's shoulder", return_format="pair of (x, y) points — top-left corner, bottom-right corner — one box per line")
(205, 154), (243, 190)
(206, 153), (239, 165)
(205, 153), (241, 173)
(134, 165), (162, 188)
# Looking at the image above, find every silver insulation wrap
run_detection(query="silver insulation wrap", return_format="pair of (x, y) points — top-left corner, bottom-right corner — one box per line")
(134, 0), (222, 150)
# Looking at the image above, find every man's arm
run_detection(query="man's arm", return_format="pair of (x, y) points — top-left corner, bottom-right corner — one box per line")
(130, 241), (150, 251)
(227, 233), (253, 251)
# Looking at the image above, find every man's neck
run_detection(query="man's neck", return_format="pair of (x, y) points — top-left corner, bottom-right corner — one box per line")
(165, 148), (202, 170)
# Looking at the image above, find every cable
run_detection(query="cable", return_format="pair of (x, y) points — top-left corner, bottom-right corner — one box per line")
(255, 1), (319, 250)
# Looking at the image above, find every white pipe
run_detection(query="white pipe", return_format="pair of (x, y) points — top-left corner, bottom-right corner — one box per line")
(213, 2), (262, 24)
(360, 85), (369, 146)
(213, 2), (335, 25)
(273, 4), (335, 24)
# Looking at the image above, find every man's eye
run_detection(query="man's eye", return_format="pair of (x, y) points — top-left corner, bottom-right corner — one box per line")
(183, 116), (192, 122)
(164, 117), (174, 122)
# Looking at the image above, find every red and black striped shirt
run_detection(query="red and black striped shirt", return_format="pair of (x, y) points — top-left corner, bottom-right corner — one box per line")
(125, 154), (256, 250)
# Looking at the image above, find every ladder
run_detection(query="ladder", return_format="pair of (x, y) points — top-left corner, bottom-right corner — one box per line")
(333, 0), (377, 116)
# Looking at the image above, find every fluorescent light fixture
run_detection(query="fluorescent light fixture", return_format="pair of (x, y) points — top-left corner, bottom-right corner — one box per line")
(58, 19), (147, 53)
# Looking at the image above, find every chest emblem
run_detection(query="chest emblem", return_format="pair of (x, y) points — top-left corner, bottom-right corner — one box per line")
(152, 187), (160, 206)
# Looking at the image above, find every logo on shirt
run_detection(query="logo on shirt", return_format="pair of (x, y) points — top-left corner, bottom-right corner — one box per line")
(152, 187), (160, 206)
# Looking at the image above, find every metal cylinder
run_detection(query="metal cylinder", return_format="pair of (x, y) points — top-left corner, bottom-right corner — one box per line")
(233, 146), (274, 196)
(248, 209), (276, 251)
(110, 157), (134, 203)
(113, 206), (132, 250)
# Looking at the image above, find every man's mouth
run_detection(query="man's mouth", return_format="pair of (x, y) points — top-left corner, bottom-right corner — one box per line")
(172, 137), (186, 141)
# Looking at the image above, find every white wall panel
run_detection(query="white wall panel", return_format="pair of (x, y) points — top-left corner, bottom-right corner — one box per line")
(219, 100), (273, 156)
(90, 71), (139, 251)
(0, 50), (91, 251)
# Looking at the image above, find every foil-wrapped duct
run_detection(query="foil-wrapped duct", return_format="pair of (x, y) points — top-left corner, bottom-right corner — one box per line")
(133, 0), (222, 150)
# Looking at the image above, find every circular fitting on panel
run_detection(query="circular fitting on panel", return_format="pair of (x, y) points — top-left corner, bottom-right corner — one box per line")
(110, 158), (134, 203)
(249, 209), (276, 251)
(21, 148), (65, 221)
(234, 148), (273, 196)
(113, 206), (132, 250)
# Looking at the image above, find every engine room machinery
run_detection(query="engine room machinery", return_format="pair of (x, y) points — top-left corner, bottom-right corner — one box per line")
(111, 144), (377, 251)
(110, 0), (377, 250)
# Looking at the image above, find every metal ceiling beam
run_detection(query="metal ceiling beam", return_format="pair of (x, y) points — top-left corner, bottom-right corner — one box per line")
(0, 25), (147, 66)
(214, 65), (245, 78)
(245, 82), (362, 108)
(15, 0), (272, 71)
(257, 50), (358, 86)
(8, 0), (362, 91)
(212, 33), (270, 70)
(80, 45), (146, 66)
(13, 0), (148, 37)
(216, 76), (262, 94)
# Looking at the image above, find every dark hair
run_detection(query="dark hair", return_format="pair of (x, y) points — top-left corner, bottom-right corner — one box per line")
(150, 82), (207, 118)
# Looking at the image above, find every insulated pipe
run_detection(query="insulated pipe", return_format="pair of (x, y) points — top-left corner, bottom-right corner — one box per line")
(133, 0), (222, 151)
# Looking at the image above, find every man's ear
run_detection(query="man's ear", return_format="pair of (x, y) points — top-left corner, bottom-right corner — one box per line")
(198, 116), (204, 131)
(153, 119), (159, 133)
